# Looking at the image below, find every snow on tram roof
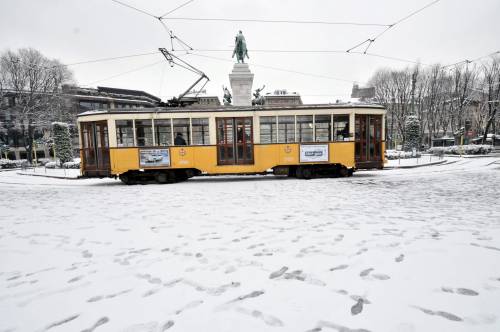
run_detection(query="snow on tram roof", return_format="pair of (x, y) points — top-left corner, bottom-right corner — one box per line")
(77, 103), (384, 117)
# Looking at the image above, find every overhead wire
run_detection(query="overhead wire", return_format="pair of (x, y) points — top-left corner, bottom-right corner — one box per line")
(109, 0), (157, 18)
(182, 49), (426, 65)
(162, 17), (390, 27)
(346, 0), (441, 54)
(160, 0), (195, 18)
(443, 50), (500, 69)
(83, 60), (164, 86)
(187, 53), (361, 84)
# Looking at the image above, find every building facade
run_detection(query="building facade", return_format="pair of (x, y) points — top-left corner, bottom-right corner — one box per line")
(0, 86), (162, 160)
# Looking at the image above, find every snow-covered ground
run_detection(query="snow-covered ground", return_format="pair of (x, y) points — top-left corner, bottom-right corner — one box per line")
(0, 158), (499, 332)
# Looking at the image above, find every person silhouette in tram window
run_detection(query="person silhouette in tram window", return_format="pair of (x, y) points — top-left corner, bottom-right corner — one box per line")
(174, 132), (187, 146)
(237, 127), (244, 143)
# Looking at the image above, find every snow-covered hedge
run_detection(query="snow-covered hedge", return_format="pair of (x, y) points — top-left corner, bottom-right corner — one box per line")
(37, 158), (52, 166)
(62, 160), (81, 169)
(44, 161), (57, 169)
(45, 158), (81, 169)
(0, 159), (29, 169)
(428, 145), (492, 155)
(385, 150), (421, 160)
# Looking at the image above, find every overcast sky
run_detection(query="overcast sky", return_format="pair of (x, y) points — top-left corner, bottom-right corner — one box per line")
(1, 0), (499, 104)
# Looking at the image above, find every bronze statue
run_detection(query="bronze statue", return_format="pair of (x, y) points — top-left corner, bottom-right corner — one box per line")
(222, 86), (232, 105)
(232, 30), (249, 63)
(252, 85), (265, 106)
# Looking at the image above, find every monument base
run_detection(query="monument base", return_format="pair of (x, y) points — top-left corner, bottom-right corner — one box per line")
(229, 63), (254, 106)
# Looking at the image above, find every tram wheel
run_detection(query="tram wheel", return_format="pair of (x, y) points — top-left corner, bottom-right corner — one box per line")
(155, 172), (168, 184)
(119, 173), (136, 185)
(295, 166), (304, 179)
(339, 167), (348, 177)
(302, 167), (313, 180)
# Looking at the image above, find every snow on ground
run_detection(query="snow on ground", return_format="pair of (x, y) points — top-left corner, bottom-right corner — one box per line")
(0, 158), (500, 332)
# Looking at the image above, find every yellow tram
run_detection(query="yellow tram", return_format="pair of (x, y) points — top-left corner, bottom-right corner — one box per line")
(77, 104), (386, 184)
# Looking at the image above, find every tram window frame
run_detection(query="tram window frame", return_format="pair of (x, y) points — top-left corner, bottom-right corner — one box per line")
(333, 115), (350, 141)
(259, 116), (277, 144)
(278, 116), (295, 143)
(192, 118), (210, 145)
(173, 118), (190, 145)
(115, 120), (134, 147)
(154, 119), (172, 146)
(135, 119), (153, 147)
(314, 114), (331, 142)
(297, 115), (313, 143)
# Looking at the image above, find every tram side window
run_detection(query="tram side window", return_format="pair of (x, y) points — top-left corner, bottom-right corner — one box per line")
(173, 118), (190, 145)
(192, 118), (210, 145)
(278, 116), (295, 143)
(297, 115), (313, 142)
(135, 120), (153, 147)
(155, 119), (172, 146)
(315, 115), (331, 142)
(260, 116), (277, 143)
(115, 120), (134, 147)
(333, 115), (350, 141)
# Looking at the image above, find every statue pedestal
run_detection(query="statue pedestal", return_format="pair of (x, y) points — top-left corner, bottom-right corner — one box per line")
(229, 63), (254, 106)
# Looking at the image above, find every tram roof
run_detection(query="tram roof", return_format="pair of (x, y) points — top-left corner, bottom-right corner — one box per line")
(77, 103), (384, 117)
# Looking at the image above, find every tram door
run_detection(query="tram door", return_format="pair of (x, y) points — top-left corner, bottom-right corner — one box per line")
(216, 117), (254, 165)
(355, 115), (383, 167)
(81, 121), (110, 176)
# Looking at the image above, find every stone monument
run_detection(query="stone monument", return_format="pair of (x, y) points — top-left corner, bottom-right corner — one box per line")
(229, 31), (253, 106)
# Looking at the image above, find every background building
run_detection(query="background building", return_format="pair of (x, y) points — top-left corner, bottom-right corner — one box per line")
(0, 86), (162, 160)
(263, 89), (303, 106)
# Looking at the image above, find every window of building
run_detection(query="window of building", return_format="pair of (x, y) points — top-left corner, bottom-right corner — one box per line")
(135, 120), (153, 147)
(192, 118), (210, 145)
(155, 119), (172, 146)
(315, 115), (331, 142)
(278, 116), (295, 143)
(115, 120), (134, 147)
(173, 118), (190, 145)
(333, 115), (350, 141)
(260, 116), (277, 143)
(297, 115), (313, 142)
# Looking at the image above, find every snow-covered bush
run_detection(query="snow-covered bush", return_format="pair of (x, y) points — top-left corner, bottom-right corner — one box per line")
(385, 150), (421, 160)
(428, 145), (492, 155)
(37, 158), (52, 166)
(62, 160), (81, 169)
(44, 161), (57, 169)
(0, 159), (29, 169)
(404, 115), (421, 152)
(52, 122), (73, 166)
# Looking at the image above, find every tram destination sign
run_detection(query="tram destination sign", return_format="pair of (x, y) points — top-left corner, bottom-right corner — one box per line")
(139, 149), (170, 168)
(300, 144), (329, 163)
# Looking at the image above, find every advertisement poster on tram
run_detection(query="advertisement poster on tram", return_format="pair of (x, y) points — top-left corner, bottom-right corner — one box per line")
(139, 149), (170, 167)
(300, 144), (329, 162)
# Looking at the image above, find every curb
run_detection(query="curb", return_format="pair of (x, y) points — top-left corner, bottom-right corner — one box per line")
(442, 154), (500, 159)
(17, 172), (80, 180)
(385, 159), (447, 169)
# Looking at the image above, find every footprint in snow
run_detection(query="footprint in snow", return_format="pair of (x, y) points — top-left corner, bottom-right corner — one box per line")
(330, 264), (349, 272)
(359, 268), (374, 277)
(351, 299), (364, 315)
(81, 317), (109, 332)
(269, 266), (288, 279)
(413, 306), (462, 322)
(372, 273), (391, 280)
(395, 254), (405, 262)
(441, 287), (478, 296)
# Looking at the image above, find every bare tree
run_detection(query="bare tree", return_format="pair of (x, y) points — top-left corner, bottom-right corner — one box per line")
(480, 56), (500, 143)
(0, 48), (73, 161)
